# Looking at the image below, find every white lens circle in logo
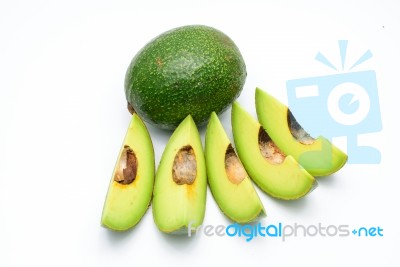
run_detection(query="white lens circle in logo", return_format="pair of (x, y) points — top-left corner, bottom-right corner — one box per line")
(327, 82), (370, 125)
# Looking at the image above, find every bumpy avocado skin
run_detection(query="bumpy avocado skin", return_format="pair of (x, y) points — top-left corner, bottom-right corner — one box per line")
(125, 25), (247, 130)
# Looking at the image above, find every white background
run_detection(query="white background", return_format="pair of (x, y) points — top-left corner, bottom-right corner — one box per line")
(1, 0), (399, 266)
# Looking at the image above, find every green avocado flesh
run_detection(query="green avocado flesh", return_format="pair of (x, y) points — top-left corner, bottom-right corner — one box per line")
(101, 114), (155, 231)
(231, 102), (317, 200)
(205, 112), (266, 223)
(255, 88), (348, 176)
(125, 25), (247, 129)
(152, 115), (207, 233)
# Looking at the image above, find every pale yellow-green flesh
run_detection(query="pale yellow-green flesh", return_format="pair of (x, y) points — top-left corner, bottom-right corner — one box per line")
(205, 112), (265, 223)
(232, 102), (316, 200)
(152, 115), (207, 233)
(101, 114), (155, 231)
(255, 88), (348, 176)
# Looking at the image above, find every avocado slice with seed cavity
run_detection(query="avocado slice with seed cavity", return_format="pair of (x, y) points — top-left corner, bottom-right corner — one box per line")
(255, 88), (347, 176)
(101, 114), (155, 231)
(232, 102), (317, 200)
(206, 112), (266, 222)
(152, 115), (207, 234)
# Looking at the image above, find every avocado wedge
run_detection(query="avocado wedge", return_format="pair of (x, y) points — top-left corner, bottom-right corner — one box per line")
(232, 102), (317, 200)
(152, 115), (207, 234)
(101, 114), (155, 231)
(255, 88), (347, 176)
(205, 112), (265, 223)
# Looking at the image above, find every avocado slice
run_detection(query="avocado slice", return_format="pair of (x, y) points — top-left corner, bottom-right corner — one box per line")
(231, 102), (316, 200)
(152, 115), (207, 234)
(205, 112), (266, 223)
(255, 88), (348, 176)
(101, 114), (155, 231)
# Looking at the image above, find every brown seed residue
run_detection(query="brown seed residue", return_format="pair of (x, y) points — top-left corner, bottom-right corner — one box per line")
(127, 102), (136, 115)
(156, 57), (164, 68)
(258, 128), (286, 165)
(287, 110), (315, 145)
(172, 145), (197, 185)
(225, 144), (247, 184)
(114, 145), (138, 185)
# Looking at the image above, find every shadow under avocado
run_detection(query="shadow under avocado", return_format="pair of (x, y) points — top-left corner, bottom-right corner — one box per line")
(268, 194), (312, 212)
(315, 173), (339, 186)
(155, 227), (202, 250)
(103, 223), (139, 244)
(266, 173), (339, 212)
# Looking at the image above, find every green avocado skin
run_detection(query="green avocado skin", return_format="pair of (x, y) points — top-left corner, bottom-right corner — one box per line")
(125, 25), (247, 129)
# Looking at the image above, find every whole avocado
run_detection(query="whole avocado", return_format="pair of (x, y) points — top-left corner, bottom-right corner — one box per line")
(124, 25), (247, 129)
